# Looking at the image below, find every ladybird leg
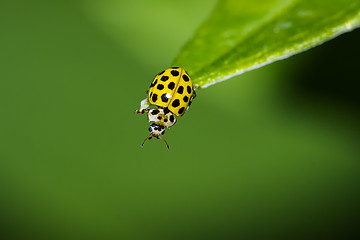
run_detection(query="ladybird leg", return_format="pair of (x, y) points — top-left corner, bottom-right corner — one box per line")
(192, 88), (197, 99)
(193, 84), (200, 90)
(136, 108), (150, 114)
(135, 98), (150, 114)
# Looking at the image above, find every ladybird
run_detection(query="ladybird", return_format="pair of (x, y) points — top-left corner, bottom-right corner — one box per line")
(136, 67), (197, 149)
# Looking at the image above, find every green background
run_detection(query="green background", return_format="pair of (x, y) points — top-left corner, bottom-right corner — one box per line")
(1, 0), (359, 239)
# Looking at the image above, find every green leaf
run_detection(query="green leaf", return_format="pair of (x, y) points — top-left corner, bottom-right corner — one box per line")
(172, 0), (360, 88)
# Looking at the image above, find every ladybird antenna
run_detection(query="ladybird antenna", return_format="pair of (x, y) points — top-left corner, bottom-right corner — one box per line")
(158, 135), (170, 150)
(141, 134), (153, 148)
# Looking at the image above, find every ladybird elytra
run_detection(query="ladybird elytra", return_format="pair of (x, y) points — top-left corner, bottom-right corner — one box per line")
(148, 67), (193, 117)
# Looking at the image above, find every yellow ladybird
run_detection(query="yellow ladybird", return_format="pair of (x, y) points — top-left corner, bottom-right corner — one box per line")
(136, 67), (197, 149)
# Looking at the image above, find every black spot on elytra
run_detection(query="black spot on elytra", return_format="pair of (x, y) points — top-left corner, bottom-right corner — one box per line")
(182, 74), (189, 82)
(158, 70), (165, 75)
(178, 107), (185, 115)
(183, 96), (189, 102)
(161, 93), (169, 102)
(164, 119), (168, 122)
(177, 86), (184, 94)
(150, 79), (158, 88)
(187, 86), (192, 94)
(163, 107), (170, 114)
(157, 116), (162, 120)
(157, 84), (164, 90)
(150, 92), (153, 98)
(172, 99), (180, 108)
(152, 93), (158, 102)
(151, 109), (159, 115)
(169, 115), (175, 123)
(168, 82), (175, 90)
(161, 76), (169, 81)
(171, 70), (179, 76)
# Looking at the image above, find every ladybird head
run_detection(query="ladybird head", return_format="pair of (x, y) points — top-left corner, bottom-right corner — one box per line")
(148, 123), (165, 136)
(141, 123), (169, 149)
